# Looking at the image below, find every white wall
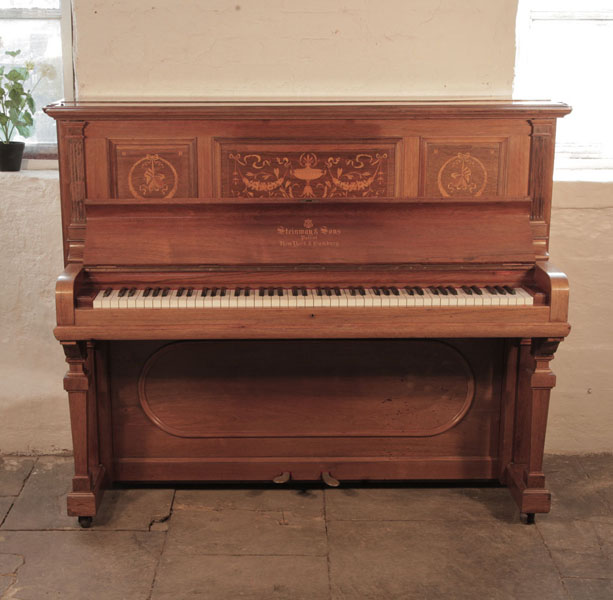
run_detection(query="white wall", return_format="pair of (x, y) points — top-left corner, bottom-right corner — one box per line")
(72, 0), (518, 99)
(0, 172), (71, 454)
(1, 0), (611, 454)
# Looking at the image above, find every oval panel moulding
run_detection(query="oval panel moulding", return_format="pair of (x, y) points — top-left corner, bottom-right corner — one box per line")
(138, 340), (475, 439)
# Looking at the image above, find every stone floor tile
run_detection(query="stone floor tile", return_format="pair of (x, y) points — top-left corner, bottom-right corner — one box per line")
(151, 554), (329, 600)
(2, 456), (175, 531)
(0, 530), (164, 600)
(328, 520), (565, 600)
(165, 504), (327, 556)
(563, 577), (613, 600)
(0, 497), (13, 524)
(537, 519), (613, 578)
(543, 454), (613, 523)
(174, 487), (324, 517)
(576, 453), (613, 517)
(91, 488), (175, 531)
(2, 456), (73, 530)
(0, 457), (35, 496)
(325, 485), (518, 523)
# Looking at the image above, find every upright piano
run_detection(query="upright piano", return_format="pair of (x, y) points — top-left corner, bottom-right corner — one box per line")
(44, 100), (571, 527)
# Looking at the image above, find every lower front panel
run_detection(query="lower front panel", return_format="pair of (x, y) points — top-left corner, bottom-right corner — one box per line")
(107, 339), (505, 482)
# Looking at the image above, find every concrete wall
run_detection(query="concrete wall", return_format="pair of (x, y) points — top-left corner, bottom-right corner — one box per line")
(1, 0), (611, 454)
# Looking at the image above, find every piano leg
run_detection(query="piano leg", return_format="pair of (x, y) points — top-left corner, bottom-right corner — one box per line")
(506, 337), (563, 522)
(61, 341), (107, 525)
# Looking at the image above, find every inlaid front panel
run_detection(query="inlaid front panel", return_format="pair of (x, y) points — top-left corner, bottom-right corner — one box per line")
(109, 139), (198, 199)
(216, 141), (399, 199)
(421, 138), (508, 197)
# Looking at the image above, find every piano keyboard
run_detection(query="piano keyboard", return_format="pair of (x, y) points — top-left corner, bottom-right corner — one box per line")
(93, 285), (534, 309)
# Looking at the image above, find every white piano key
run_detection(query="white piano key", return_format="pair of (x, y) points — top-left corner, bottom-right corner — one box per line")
(169, 289), (181, 308)
(280, 289), (291, 308)
(424, 289), (440, 307)
(93, 290), (106, 309)
(108, 289), (121, 309)
(117, 289), (129, 309)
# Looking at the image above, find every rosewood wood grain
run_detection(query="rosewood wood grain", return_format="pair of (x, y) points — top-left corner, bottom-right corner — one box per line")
(82, 199), (535, 267)
(45, 101), (572, 522)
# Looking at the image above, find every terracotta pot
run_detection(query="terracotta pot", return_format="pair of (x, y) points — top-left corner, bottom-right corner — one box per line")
(0, 141), (26, 171)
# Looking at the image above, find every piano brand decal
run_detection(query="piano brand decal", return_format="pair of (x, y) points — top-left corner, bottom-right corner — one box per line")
(437, 152), (488, 197)
(225, 150), (392, 199)
(128, 153), (178, 199)
(276, 218), (341, 248)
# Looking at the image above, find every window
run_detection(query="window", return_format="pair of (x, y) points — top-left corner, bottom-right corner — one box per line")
(515, 0), (613, 178)
(0, 0), (72, 158)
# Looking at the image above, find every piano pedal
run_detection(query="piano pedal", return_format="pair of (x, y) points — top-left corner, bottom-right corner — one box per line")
(321, 471), (340, 487)
(272, 471), (291, 484)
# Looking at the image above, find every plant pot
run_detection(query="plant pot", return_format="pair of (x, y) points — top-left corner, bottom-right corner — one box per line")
(0, 141), (26, 171)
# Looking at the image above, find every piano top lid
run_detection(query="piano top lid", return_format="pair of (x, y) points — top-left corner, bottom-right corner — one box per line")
(43, 99), (572, 120)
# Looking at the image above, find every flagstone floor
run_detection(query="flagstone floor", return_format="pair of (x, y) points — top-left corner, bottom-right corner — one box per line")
(0, 454), (611, 599)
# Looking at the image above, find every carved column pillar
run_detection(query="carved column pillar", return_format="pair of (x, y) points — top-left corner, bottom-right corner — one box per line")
(507, 337), (562, 516)
(62, 341), (91, 493)
(61, 341), (105, 518)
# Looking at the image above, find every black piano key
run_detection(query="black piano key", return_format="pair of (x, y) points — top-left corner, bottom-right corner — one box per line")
(201, 287), (209, 297)
(292, 287), (298, 297)
(276, 287), (283, 297)
(462, 285), (473, 295)
(177, 287), (185, 297)
(244, 287), (250, 296)
(234, 287), (242, 297)
(162, 287), (170, 297)
(358, 286), (366, 296)
(143, 287), (152, 297)
(322, 287), (330, 296)
(471, 285), (483, 295)
(334, 287), (341, 296)
(429, 286), (439, 295)
(404, 286), (414, 296)
(381, 287), (391, 296)
(446, 286), (458, 296)
(128, 287), (137, 297)
(373, 287), (381, 296)
(503, 285), (516, 295)
(414, 286), (424, 296)
(349, 286), (356, 296)
(485, 285), (497, 295)
(301, 287), (308, 296)
(186, 288), (194, 297)
(103, 287), (113, 297)
(437, 286), (448, 296)
(152, 287), (161, 297)
(118, 287), (128, 297)
(390, 286), (400, 296)
(495, 285), (506, 294)
(259, 287), (266, 297)
(316, 287), (323, 296)
(267, 288), (275, 297)
(211, 287), (218, 297)
(220, 287), (227, 297)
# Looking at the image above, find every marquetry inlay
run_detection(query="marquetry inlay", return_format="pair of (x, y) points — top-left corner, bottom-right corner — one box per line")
(218, 143), (397, 199)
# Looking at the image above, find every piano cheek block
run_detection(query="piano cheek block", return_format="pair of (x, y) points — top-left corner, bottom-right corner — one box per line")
(46, 99), (571, 525)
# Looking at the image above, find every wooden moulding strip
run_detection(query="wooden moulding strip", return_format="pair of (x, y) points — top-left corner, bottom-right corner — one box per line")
(113, 456), (498, 482)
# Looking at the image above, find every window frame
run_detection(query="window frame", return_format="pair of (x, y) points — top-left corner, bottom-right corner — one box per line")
(514, 1), (613, 178)
(0, 1), (74, 163)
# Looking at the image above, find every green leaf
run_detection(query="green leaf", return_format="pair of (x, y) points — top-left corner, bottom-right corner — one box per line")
(5, 68), (27, 82)
(9, 87), (25, 105)
(16, 123), (32, 138)
(26, 96), (35, 112)
(0, 114), (8, 125)
(5, 50), (22, 58)
(22, 111), (33, 126)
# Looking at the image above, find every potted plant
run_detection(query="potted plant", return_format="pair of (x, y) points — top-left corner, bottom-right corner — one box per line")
(0, 46), (52, 171)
